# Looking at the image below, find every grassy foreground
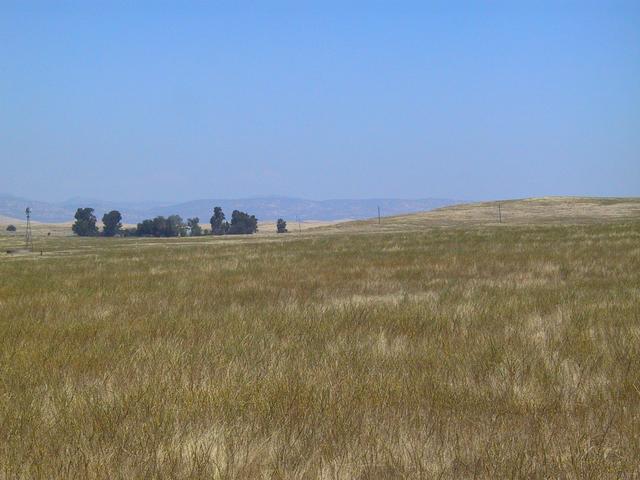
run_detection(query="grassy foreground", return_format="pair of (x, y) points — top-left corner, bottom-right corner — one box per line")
(1, 221), (639, 478)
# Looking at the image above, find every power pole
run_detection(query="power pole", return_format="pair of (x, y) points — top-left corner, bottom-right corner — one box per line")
(377, 206), (381, 225)
(498, 203), (502, 224)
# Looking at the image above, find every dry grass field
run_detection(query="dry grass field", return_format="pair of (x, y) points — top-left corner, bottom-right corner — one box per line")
(0, 219), (340, 246)
(1, 198), (639, 478)
(329, 196), (640, 233)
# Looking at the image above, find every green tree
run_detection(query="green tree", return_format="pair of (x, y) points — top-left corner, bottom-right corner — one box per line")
(228, 210), (258, 235)
(72, 208), (99, 236)
(152, 216), (168, 237)
(187, 217), (202, 236)
(6, 224), (16, 232)
(135, 215), (185, 237)
(136, 219), (154, 236)
(102, 210), (122, 237)
(167, 215), (186, 237)
(210, 207), (227, 235)
(276, 218), (287, 233)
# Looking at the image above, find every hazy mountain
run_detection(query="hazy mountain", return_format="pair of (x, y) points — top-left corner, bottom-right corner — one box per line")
(0, 193), (459, 223)
(0, 193), (73, 223)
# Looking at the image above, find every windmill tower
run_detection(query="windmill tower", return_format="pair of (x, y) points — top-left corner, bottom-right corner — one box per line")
(25, 207), (34, 251)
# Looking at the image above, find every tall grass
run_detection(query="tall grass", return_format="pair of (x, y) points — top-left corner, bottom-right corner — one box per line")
(1, 222), (639, 478)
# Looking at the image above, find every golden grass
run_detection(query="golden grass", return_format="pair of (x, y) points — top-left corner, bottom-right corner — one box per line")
(0, 220), (341, 253)
(328, 196), (640, 233)
(0, 202), (639, 478)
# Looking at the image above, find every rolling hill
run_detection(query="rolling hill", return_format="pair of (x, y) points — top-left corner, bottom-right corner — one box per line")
(326, 197), (640, 232)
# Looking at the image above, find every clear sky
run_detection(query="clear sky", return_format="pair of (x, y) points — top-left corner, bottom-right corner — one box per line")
(1, 1), (639, 202)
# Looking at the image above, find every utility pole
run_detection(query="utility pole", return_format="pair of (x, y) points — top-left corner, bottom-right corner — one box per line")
(377, 206), (381, 225)
(498, 203), (502, 223)
(297, 215), (302, 233)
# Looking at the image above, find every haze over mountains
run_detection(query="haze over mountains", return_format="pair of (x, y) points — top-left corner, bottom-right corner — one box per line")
(0, 193), (458, 224)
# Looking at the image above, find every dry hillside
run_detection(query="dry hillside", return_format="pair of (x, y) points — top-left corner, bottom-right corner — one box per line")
(326, 197), (640, 233)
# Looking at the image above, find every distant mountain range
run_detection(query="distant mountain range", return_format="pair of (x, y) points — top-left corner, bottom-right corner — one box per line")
(0, 193), (459, 224)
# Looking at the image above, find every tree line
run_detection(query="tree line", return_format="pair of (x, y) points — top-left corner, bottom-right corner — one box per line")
(71, 207), (284, 237)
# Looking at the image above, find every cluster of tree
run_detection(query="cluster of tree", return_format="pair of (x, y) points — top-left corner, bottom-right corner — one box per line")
(129, 208), (258, 237)
(210, 207), (258, 235)
(71, 206), (264, 237)
(6, 224), (16, 232)
(71, 208), (186, 238)
(135, 215), (186, 237)
(277, 218), (287, 233)
(72, 208), (122, 237)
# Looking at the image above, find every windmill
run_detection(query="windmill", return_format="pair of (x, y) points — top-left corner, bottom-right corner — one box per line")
(25, 207), (34, 251)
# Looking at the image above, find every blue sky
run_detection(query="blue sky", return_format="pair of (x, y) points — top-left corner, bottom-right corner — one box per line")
(1, 2), (639, 202)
